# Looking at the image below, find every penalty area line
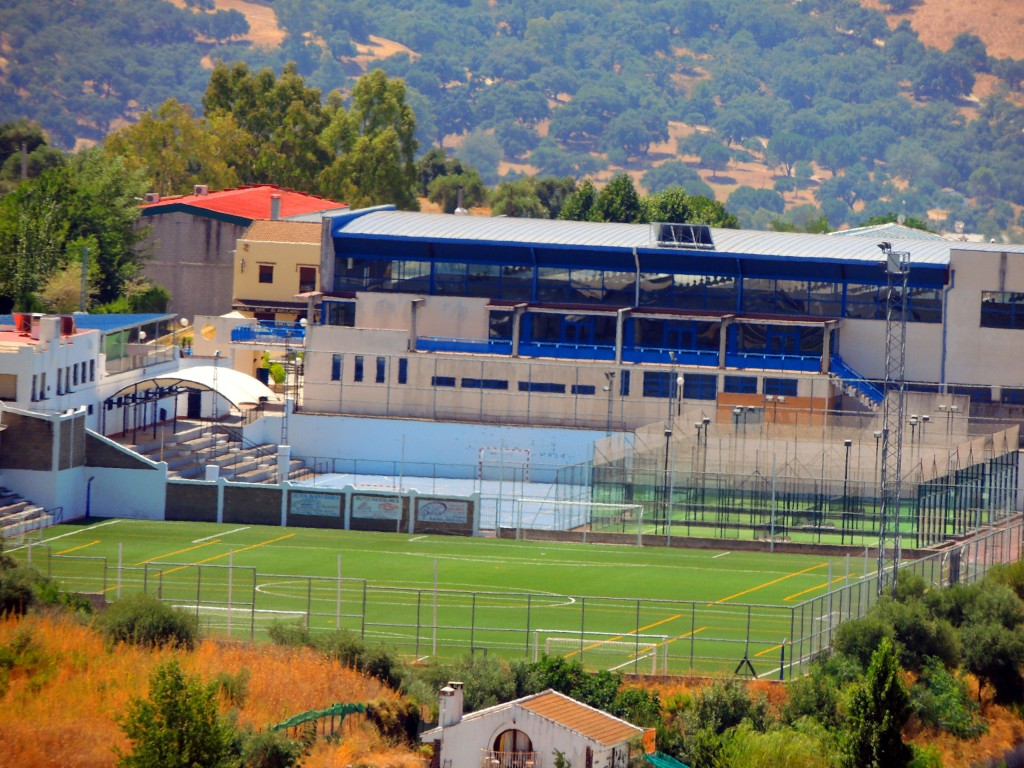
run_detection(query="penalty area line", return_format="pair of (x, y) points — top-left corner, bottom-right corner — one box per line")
(194, 527), (249, 544)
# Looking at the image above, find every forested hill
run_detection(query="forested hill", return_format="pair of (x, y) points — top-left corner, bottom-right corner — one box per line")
(3, 0), (1024, 238)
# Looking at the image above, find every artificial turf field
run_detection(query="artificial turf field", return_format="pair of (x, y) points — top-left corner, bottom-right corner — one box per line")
(16, 518), (871, 677)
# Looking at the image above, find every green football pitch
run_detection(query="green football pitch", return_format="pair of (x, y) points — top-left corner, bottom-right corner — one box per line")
(13, 519), (874, 677)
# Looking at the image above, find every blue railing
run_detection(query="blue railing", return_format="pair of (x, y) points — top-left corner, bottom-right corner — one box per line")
(417, 337), (513, 354)
(623, 346), (718, 366)
(518, 340), (616, 360)
(830, 354), (884, 403)
(725, 352), (822, 372)
(231, 322), (306, 344)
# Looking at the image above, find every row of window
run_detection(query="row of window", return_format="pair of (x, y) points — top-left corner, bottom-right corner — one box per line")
(333, 259), (945, 323)
(981, 292), (1024, 329)
(31, 360), (95, 401)
(328, 354), (801, 401)
(257, 264), (318, 294)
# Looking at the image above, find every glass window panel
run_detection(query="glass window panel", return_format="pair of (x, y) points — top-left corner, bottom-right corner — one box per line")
(467, 263), (502, 298)
(536, 267), (571, 303)
(434, 262), (468, 296)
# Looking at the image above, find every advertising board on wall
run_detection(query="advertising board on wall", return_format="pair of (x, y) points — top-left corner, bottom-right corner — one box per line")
(416, 498), (469, 524)
(352, 494), (403, 520)
(290, 492), (342, 518)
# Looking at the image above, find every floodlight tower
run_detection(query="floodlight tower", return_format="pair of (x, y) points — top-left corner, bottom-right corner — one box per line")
(876, 242), (910, 596)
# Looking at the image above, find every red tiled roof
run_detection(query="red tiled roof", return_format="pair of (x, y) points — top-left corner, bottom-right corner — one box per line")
(140, 185), (346, 220)
(519, 691), (643, 746)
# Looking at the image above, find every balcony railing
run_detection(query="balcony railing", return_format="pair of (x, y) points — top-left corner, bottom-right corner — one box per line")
(231, 322), (306, 344)
(480, 750), (541, 768)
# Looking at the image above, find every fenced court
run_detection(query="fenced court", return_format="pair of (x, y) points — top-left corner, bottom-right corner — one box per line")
(9, 516), (1023, 679)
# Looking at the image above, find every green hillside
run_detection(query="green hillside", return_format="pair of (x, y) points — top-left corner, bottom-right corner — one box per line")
(2, 0), (1024, 238)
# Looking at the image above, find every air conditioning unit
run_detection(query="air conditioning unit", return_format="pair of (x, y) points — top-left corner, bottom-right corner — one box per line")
(194, 184), (209, 196)
(143, 192), (160, 204)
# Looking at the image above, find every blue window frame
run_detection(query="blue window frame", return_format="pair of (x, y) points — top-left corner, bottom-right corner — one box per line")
(354, 355), (363, 382)
(376, 356), (386, 383)
(723, 375), (756, 394)
(398, 358), (408, 384)
(642, 371), (676, 398)
(519, 381), (566, 393)
(432, 376), (456, 387)
(683, 373), (717, 400)
(571, 384), (596, 395)
(981, 292), (1024, 329)
(461, 378), (509, 390)
(763, 377), (797, 397)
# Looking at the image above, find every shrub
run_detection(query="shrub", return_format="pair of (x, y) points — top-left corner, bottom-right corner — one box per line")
(912, 656), (987, 739)
(238, 728), (302, 768)
(366, 697), (421, 745)
(97, 593), (198, 649)
(213, 668), (251, 708)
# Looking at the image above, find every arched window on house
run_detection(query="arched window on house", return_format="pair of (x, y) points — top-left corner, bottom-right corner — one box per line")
(489, 729), (535, 768)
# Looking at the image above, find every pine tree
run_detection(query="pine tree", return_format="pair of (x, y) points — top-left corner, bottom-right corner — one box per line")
(840, 636), (913, 768)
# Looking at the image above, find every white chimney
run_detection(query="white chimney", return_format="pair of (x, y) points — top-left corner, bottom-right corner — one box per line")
(194, 184), (209, 196)
(38, 316), (60, 345)
(439, 681), (464, 727)
(270, 193), (281, 220)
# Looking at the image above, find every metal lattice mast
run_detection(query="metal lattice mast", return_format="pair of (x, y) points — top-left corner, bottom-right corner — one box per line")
(877, 243), (910, 596)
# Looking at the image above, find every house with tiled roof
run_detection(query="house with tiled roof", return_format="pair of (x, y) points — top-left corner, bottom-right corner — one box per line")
(231, 220), (323, 322)
(137, 185), (346, 321)
(421, 682), (655, 768)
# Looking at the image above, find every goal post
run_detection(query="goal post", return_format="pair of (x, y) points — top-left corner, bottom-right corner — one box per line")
(533, 629), (669, 675)
(511, 498), (644, 542)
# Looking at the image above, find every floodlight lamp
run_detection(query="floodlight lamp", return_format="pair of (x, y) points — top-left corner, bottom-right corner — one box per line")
(733, 406), (742, 415)
(844, 439), (853, 448)
(873, 430), (882, 439)
(877, 241), (892, 252)
(703, 417), (711, 426)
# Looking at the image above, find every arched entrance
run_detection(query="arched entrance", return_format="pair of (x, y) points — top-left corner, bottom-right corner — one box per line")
(486, 729), (537, 768)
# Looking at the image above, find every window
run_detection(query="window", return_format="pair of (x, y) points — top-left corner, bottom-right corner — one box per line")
(981, 291), (1024, 329)
(642, 371), (674, 398)
(683, 373), (718, 400)
(353, 355), (363, 382)
(519, 381), (566, 393)
(572, 384), (596, 395)
(432, 376), (456, 387)
(330, 354), (342, 381)
(73, 363), (79, 387)
(31, 374), (37, 402)
(89, 360), (95, 381)
(259, 264), (274, 284)
(324, 301), (356, 327)
(461, 378), (509, 390)
(298, 266), (317, 293)
(620, 370), (630, 397)
(398, 358), (408, 384)
(763, 377), (798, 397)
(375, 356), (386, 383)
(39, 372), (46, 399)
(723, 375), (757, 394)
(56, 368), (63, 395)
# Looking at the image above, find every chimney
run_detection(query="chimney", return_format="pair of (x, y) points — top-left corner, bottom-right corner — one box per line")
(194, 184), (209, 196)
(438, 681), (464, 727)
(454, 185), (468, 216)
(271, 193), (281, 220)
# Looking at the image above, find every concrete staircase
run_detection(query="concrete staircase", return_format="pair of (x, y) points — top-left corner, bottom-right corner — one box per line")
(0, 488), (49, 537)
(129, 425), (313, 484)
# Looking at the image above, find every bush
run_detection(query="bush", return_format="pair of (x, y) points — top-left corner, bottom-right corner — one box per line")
(97, 593), (198, 649)
(238, 728), (302, 768)
(267, 623), (403, 690)
(912, 656), (987, 739)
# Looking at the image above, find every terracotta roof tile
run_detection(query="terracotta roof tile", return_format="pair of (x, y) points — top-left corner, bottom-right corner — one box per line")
(243, 220), (322, 243)
(519, 691), (642, 746)
(141, 185), (345, 220)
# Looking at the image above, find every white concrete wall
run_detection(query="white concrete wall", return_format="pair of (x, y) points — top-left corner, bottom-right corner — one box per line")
(278, 413), (602, 481)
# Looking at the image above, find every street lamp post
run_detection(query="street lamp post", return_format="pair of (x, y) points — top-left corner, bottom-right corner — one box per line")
(842, 439), (853, 544)
(873, 429), (883, 525)
(603, 371), (616, 435)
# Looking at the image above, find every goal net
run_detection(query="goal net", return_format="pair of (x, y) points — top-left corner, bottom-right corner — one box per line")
(511, 498), (643, 536)
(533, 629), (669, 675)
(479, 446), (530, 482)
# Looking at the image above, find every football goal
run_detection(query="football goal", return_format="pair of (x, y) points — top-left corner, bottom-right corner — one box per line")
(510, 498), (644, 540)
(533, 629), (669, 675)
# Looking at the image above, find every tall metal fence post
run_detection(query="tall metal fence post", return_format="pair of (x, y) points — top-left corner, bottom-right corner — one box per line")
(196, 566), (202, 622)
(525, 594), (532, 658)
(306, 576), (312, 630)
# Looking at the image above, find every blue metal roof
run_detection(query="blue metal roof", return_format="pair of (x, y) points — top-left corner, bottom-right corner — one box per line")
(0, 313), (176, 334)
(328, 210), (994, 268)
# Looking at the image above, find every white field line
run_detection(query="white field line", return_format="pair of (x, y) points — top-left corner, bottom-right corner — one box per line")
(713, 551), (731, 559)
(193, 527), (249, 544)
(34, 519), (123, 547)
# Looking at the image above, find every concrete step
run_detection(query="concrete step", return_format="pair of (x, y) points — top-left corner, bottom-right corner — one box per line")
(0, 501), (29, 519)
(234, 466), (274, 484)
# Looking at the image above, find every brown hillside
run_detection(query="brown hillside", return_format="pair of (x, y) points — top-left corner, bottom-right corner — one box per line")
(861, 0), (1024, 59)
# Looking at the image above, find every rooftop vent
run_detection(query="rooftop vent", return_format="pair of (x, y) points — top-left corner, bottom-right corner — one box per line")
(651, 223), (715, 250)
(194, 184), (209, 196)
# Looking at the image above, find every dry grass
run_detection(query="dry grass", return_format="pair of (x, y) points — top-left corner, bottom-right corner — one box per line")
(861, 0), (1024, 59)
(0, 613), (420, 768)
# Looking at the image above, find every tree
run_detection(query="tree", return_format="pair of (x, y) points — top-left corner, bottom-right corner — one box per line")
(455, 129), (502, 186)
(319, 69), (419, 209)
(840, 637), (913, 768)
(117, 660), (239, 768)
(203, 61), (331, 193)
(699, 142), (731, 178)
(103, 99), (244, 196)
(766, 131), (811, 177)
(643, 186), (692, 223)
(427, 173), (487, 213)
(558, 179), (599, 221)
(490, 178), (548, 218)
(591, 174), (644, 223)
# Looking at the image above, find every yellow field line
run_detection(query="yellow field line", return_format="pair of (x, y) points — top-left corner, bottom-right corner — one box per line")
(756, 643), (782, 658)
(136, 540), (221, 565)
(57, 539), (100, 555)
(661, 625), (708, 649)
(158, 534), (295, 576)
(710, 562), (828, 605)
(784, 575), (847, 602)
(566, 613), (684, 658)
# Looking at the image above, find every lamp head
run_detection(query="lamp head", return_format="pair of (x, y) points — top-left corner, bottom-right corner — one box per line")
(844, 439), (852, 448)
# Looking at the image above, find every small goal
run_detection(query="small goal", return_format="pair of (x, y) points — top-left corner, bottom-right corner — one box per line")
(510, 498), (644, 539)
(533, 629), (669, 675)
